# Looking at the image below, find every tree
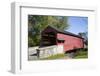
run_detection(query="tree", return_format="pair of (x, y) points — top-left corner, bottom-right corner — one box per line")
(28, 15), (69, 47)
(78, 32), (88, 45)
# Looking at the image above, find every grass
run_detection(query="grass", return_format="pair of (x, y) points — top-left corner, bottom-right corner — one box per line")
(74, 50), (88, 59)
(40, 49), (88, 60)
(40, 54), (65, 60)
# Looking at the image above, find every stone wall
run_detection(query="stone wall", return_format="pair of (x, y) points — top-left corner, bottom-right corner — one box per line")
(39, 45), (64, 58)
(28, 46), (39, 55)
(28, 45), (64, 59)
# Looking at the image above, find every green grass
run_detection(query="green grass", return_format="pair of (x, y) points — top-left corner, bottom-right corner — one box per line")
(40, 49), (88, 60)
(74, 50), (88, 59)
(40, 54), (65, 60)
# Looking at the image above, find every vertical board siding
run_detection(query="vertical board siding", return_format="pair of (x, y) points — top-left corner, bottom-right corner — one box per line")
(57, 33), (84, 51)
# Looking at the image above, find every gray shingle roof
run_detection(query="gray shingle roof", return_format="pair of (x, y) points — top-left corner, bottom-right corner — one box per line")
(47, 25), (83, 39)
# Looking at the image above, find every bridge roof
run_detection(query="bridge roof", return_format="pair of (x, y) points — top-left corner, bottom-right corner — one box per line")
(44, 25), (84, 39)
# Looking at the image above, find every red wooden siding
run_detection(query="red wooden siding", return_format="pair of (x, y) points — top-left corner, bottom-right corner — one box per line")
(57, 33), (84, 51)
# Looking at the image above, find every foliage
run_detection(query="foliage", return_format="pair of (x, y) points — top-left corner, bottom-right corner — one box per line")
(78, 32), (88, 45)
(78, 32), (88, 40)
(28, 15), (69, 47)
(74, 49), (88, 59)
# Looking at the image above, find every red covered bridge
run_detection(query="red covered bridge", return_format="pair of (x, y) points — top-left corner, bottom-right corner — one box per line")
(41, 26), (84, 52)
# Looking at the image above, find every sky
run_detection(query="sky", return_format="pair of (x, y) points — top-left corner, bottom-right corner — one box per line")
(66, 16), (88, 35)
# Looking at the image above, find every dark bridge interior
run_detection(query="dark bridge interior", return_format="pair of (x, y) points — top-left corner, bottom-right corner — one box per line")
(41, 32), (56, 46)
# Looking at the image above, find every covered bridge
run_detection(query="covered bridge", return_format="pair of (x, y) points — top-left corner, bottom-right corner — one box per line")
(41, 26), (84, 52)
